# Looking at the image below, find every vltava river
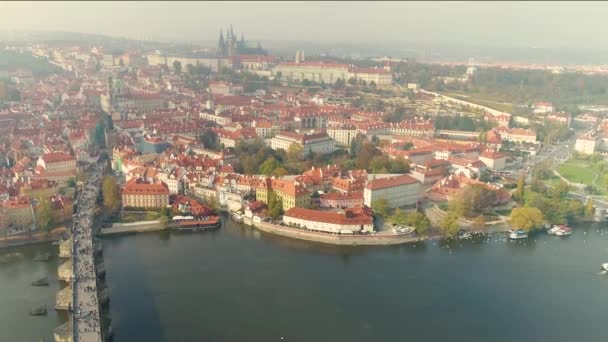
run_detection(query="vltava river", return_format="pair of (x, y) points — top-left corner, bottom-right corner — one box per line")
(102, 221), (608, 342)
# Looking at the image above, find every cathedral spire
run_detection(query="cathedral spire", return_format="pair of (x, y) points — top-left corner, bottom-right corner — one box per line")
(218, 29), (225, 57)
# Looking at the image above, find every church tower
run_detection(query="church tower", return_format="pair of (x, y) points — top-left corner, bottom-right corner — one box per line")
(295, 50), (301, 64)
(218, 29), (226, 58)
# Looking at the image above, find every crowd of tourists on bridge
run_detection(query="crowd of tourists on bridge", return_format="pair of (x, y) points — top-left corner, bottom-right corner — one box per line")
(71, 163), (104, 341)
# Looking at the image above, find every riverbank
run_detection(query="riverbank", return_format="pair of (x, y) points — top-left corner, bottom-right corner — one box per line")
(0, 227), (66, 249)
(99, 220), (166, 236)
(244, 217), (439, 246)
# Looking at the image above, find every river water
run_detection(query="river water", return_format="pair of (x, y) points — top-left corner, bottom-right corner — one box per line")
(0, 243), (67, 341)
(2, 221), (608, 341)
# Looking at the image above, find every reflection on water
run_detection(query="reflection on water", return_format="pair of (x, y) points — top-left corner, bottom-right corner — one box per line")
(100, 220), (608, 342)
(0, 243), (67, 342)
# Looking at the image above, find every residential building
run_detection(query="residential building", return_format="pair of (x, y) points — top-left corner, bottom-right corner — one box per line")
(122, 179), (170, 209)
(363, 174), (421, 208)
(283, 207), (374, 234)
(270, 132), (336, 157)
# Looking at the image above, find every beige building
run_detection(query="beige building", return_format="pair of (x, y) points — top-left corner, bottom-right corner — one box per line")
(347, 67), (393, 88)
(274, 53), (349, 84)
(363, 174), (421, 208)
(122, 179), (170, 209)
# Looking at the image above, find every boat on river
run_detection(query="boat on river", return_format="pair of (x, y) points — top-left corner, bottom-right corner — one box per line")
(33, 253), (51, 262)
(29, 305), (47, 316)
(555, 227), (572, 236)
(508, 229), (528, 240)
(601, 263), (608, 272)
(177, 216), (221, 231)
(547, 225), (562, 235)
(31, 277), (49, 286)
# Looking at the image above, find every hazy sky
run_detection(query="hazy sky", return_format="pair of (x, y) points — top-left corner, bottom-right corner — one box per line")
(1, 1), (607, 48)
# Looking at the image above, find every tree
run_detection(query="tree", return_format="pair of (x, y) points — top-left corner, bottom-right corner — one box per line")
(510, 207), (544, 231)
(456, 184), (497, 218)
(36, 199), (54, 233)
(472, 215), (486, 231)
(67, 177), (77, 188)
(200, 129), (219, 150)
(347, 77), (357, 86)
(440, 212), (460, 236)
(369, 81), (377, 90)
(173, 60), (182, 74)
(259, 157), (282, 176)
(585, 199), (595, 219)
(404, 211), (430, 235)
(102, 176), (121, 214)
(334, 78), (345, 89)
(145, 211), (157, 221)
(390, 208), (407, 226)
(267, 191), (283, 219)
(514, 173), (525, 202)
(371, 198), (391, 218)
(241, 156), (258, 175)
(119, 58), (125, 67)
(272, 167), (289, 177)
(549, 181), (570, 199)
(356, 142), (379, 170)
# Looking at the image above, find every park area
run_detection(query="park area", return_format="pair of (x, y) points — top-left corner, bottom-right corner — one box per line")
(547, 155), (608, 196)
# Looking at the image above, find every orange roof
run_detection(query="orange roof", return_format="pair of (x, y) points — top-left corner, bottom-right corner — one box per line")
(122, 179), (169, 195)
(41, 152), (74, 163)
(365, 174), (419, 190)
(284, 207), (372, 225)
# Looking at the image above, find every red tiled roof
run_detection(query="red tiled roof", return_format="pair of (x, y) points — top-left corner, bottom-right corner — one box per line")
(365, 174), (419, 190)
(284, 207), (372, 225)
(122, 179), (169, 195)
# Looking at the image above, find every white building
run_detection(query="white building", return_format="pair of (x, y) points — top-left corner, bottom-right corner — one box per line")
(347, 67), (393, 88)
(534, 101), (554, 114)
(270, 132), (336, 157)
(575, 136), (598, 155)
(283, 207), (374, 234)
(479, 151), (507, 171)
(327, 127), (358, 147)
(363, 174), (421, 208)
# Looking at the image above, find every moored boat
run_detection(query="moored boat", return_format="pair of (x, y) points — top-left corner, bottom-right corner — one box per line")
(31, 277), (49, 286)
(555, 226), (572, 236)
(177, 216), (221, 231)
(508, 229), (528, 240)
(547, 225), (561, 235)
(30, 305), (47, 316)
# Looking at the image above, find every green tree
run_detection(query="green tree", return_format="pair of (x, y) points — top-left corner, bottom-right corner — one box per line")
(173, 60), (182, 74)
(267, 191), (284, 219)
(549, 181), (570, 199)
(440, 212), (460, 236)
(404, 211), (430, 235)
(145, 211), (157, 221)
(334, 78), (345, 89)
(66, 177), (77, 188)
(510, 207), (544, 231)
(259, 157), (282, 176)
(371, 198), (391, 218)
(390, 208), (407, 226)
(36, 199), (54, 232)
(585, 199), (595, 218)
(272, 167), (289, 177)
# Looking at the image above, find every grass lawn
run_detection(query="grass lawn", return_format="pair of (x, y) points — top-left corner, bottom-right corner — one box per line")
(558, 162), (596, 185)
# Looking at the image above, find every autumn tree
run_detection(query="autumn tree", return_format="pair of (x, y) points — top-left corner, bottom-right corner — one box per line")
(514, 173), (525, 202)
(102, 176), (121, 214)
(404, 211), (430, 235)
(259, 157), (282, 176)
(510, 207), (544, 231)
(356, 142), (379, 170)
